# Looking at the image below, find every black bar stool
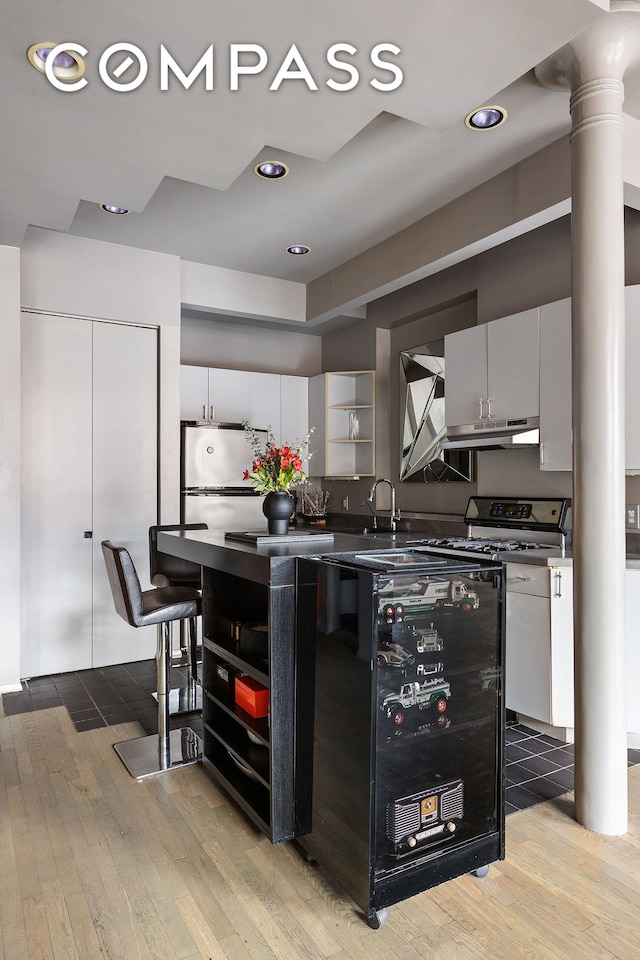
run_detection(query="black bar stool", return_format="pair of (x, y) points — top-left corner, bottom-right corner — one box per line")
(149, 523), (207, 715)
(101, 540), (202, 780)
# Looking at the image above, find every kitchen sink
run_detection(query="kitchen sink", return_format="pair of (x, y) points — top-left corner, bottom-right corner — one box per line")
(327, 526), (402, 539)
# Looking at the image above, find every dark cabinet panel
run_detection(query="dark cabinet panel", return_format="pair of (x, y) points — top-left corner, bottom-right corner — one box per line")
(201, 564), (297, 843)
(296, 555), (505, 927)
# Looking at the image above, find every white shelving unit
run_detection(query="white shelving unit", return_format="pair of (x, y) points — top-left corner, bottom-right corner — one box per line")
(309, 371), (375, 478)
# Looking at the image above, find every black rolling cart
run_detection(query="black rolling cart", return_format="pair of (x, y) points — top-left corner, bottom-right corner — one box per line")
(295, 548), (505, 928)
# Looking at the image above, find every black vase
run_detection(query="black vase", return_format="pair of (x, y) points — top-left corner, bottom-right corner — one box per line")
(262, 491), (293, 535)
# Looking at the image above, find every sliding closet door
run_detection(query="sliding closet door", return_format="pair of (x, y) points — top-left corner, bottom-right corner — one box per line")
(21, 313), (159, 678)
(91, 321), (158, 667)
(21, 314), (94, 677)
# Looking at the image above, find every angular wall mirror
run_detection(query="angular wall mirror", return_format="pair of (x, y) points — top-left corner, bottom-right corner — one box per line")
(400, 340), (474, 482)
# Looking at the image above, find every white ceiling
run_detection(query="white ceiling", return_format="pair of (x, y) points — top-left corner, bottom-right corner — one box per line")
(4, 0), (634, 320)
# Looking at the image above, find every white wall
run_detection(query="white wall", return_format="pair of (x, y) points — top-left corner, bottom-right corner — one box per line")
(0, 246), (22, 690)
(21, 228), (182, 326)
(8, 230), (184, 687)
(181, 260), (306, 325)
(181, 313), (321, 376)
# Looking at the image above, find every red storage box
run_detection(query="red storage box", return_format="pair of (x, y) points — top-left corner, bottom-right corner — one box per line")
(235, 676), (269, 718)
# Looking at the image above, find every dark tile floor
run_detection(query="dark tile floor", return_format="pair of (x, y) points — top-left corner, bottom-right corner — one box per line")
(3, 664), (639, 815)
(2, 659), (203, 737)
(505, 721), (640, 815)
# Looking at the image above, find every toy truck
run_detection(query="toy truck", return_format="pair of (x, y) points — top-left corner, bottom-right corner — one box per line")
(381, 678), (451, 725)
(414, 623), (443, 654)
(379, 578), (479, 624)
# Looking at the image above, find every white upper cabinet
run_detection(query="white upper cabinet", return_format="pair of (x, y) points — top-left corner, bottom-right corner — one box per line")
(444, 309), (540, 428)
(444, 325), (487, 427)
(180, 365), (309, 448)
(180, 364), (211, 421)
(280, 375), (310, 450)
(538, 287), (640, 472)
(180, 365), (253, 423)
(249, 372), (281, 437)
(207, 368), (251, 423)
(539, 298), (572, 471)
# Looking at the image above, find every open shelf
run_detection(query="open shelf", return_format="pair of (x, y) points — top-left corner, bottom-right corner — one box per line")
(204, 717), (270, 788)
(202, 747), (271, 833)
(204, 635), (269, 687)
(309, 371), (376, 478)
(204, 688), (270, 745)
(200, 565), (297, 844)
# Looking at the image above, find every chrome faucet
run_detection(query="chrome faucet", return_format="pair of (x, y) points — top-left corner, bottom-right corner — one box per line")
(363, 478), (401, 532)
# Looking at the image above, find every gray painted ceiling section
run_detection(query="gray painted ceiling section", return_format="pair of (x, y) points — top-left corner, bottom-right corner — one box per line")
(5, 0), (639, 328)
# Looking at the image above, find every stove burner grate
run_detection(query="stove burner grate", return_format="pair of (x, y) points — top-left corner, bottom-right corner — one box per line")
(412, 537), (548, 554)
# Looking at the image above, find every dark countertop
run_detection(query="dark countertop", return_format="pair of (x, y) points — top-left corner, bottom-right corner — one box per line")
(160, 526), (640, 575)
(157, 527), (402, 586)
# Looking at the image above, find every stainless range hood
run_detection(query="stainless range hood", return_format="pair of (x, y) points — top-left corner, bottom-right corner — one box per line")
(439, 417), (540, 451)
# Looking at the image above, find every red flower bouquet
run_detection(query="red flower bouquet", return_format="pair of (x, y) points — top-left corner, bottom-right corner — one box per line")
(242, 422), (314, 493)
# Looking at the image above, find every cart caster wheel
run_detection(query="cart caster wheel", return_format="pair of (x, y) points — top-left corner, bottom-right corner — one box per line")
(474, 865), (489, 878)
(293, 840), (317, 865)
(366, 908), (389, 929)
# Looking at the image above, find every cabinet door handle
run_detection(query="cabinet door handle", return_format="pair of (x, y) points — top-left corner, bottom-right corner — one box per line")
(554, 571), (562, 597)
(540, 443), (546, 468)
(486, 397), (494, 420)
(479, 398), (486, 420)
(210, 405), (215, 421)
(509, 575), (532, 582)
(202, 404), (207, 420)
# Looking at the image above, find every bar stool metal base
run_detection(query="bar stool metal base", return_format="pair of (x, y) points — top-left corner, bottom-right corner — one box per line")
(152, 619), (202, 715)
(152, 685), (203, 714)
(114, 728), (202, 781)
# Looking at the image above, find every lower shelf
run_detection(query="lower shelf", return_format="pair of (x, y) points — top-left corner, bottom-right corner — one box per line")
(204, 718), (270, 788)
(203, 726), (271, 834)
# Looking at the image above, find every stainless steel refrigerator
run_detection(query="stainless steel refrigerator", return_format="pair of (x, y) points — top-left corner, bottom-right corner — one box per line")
(181, 422), (267, 531)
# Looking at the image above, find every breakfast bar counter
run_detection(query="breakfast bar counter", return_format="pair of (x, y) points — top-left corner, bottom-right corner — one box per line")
(157, 526), (392, 843)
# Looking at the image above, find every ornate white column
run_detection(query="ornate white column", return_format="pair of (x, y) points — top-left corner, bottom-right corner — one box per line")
(536, 3), (640, 834)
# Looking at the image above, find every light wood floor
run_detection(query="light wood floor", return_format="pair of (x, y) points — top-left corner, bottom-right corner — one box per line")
(1, 702), (639, 960)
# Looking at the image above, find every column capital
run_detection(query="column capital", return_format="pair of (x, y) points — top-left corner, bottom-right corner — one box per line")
(535, 2), (640, 92)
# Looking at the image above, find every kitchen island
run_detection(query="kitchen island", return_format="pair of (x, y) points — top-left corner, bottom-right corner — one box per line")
(157, 527), (396, 843)
(158, 526), (506, 928)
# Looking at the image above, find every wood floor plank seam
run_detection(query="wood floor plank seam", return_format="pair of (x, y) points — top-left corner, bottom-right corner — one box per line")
(1, 704), (640, 960)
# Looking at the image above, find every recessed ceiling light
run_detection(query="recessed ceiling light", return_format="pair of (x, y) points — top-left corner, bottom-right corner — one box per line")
(286, 245), (310, 256)
(254, 161), (289, 180)
(27, 42), (85, 80)
(99, 204), (130, 216)
(464, 105), (507, 130)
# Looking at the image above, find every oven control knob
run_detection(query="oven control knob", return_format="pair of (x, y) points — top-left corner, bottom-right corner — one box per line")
(407, 836), (417, 848)
(446, 822), (456, 833)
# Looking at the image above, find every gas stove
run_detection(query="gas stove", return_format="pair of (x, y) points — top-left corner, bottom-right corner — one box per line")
(407, 497), (570, 561)
(410, 536), (550, 557)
